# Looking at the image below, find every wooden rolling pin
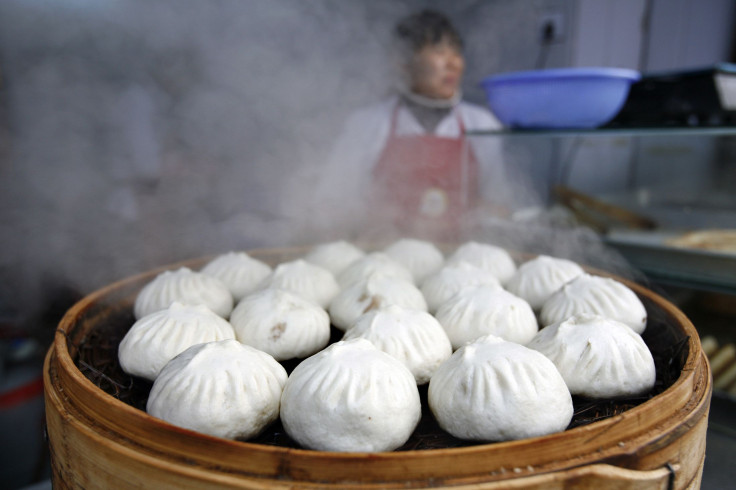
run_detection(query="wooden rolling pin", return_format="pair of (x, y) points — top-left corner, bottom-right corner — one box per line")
(701, 336), (736, 396)
(553, 186), (658, 234)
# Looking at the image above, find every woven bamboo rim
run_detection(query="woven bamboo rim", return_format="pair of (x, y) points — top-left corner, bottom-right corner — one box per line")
(45, 247), (712, 487)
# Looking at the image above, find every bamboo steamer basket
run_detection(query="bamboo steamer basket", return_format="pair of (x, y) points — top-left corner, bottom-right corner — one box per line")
(44, 247), (712, 489)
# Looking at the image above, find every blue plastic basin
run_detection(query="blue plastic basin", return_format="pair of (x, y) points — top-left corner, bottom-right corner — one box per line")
(480, 67), (640, 129)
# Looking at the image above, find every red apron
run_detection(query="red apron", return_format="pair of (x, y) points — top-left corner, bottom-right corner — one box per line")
(372, 103), (479, 240)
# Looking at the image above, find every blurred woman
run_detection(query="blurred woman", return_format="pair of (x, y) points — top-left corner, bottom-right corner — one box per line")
(326, 9), (503, 240)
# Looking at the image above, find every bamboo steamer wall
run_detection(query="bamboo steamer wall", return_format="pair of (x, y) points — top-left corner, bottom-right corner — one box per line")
(44, 248), (712, 489)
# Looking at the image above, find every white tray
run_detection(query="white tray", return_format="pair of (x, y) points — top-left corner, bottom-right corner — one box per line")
(605, 229), (736, 293)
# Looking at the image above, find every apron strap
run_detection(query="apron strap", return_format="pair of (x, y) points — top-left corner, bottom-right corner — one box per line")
(456, 111), (466, 133)
(389, 102), (401, 137)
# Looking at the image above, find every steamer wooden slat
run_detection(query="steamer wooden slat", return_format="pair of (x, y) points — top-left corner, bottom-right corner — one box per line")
(44, 248), (712, 489)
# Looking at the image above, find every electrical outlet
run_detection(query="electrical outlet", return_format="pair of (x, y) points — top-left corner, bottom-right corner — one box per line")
(538, 11), (565, 44)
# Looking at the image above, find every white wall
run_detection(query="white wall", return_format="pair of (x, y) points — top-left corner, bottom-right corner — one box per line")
(560, 0), (735, 197)
(572, 0), (647, 69)
(646, 0), (735, 71)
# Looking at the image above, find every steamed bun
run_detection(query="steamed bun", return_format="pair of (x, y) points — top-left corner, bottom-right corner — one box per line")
(279, 338), (421, 452)
(342, 304), (452, 384)
(329, 273), (428, 332)
(337, 252), (414, 289)
(446, 241), (516, 285)
(119, 302), (236, 381)
(303, 240), (366, 276)
(257, 259), (339, 309)
(382, 238), (444, 284)
(429, 335), (573, 441)
(540, 273), (647, 334)
(134, 267), (234, 319)
(527, 313), (656, 398)
(435, 286), (538, 349)
(421, 261), (503, 314)
(147, 339), (287, 440)
(505, 255), (584, 311)
(200, 251), (272, 302)
(230, 288), (330, 361)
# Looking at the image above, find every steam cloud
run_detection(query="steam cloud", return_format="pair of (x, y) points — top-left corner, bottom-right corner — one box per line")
(0, 0), (637, 334)
(0, 1), (403, 323)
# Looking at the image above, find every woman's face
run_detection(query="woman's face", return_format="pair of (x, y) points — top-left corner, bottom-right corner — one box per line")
(408, 38), (464, 100)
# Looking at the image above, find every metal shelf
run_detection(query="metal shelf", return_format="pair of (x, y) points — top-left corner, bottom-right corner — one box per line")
(465, 125), (736, 295)
(466, 126), (736, 138)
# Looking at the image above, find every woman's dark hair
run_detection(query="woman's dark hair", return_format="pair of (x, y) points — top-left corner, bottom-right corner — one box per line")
(394, 9), (463, 54)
